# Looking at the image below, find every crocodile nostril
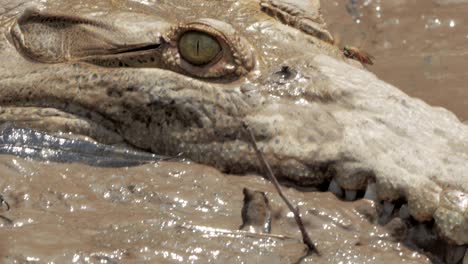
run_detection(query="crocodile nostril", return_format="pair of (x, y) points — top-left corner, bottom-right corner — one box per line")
(266, 65), (299, 88)
(272, 65), (297, 82)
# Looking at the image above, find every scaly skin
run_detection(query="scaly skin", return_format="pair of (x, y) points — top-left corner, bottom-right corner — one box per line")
(0, 0), (466, 247)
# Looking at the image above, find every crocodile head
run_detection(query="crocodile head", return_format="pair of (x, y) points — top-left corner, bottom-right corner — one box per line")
(0, 0), (466, 250)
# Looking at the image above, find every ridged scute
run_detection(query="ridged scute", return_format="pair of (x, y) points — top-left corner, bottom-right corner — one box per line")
(260, 0), (334, 44)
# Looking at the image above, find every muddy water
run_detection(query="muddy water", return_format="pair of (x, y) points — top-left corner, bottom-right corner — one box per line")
(322, 0), (468, 121)
(0, 155), (431, 263)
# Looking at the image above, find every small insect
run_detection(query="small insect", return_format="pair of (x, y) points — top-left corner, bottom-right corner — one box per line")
(343, 45), (375, 65)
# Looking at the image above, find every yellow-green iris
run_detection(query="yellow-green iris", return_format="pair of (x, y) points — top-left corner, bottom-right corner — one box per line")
(178, 31), (221, 65)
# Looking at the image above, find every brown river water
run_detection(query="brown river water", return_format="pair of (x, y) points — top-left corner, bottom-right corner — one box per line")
(322, 0), (468, 121)
(0, 156), (432, 263)
(0, 0), (467, 263)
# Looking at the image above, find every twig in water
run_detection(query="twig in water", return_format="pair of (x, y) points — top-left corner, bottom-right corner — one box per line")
(242, 122), (319, 255)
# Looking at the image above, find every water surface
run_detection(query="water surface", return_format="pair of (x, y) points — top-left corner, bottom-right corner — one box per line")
(323, 0), (468, 120)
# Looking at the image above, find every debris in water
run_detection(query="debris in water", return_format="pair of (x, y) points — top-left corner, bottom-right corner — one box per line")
(242, 122), (320, 255)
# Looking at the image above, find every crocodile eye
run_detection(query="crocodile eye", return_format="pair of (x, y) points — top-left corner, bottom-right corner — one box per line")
(165, 19), (255, 78)
(178, 31), (221, 65)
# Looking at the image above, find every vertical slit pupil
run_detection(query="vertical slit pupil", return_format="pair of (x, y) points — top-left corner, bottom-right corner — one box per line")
(178, 31), (221, 65)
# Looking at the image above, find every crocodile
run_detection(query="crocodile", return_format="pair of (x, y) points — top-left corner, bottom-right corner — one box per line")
(0, 0), (466, 261)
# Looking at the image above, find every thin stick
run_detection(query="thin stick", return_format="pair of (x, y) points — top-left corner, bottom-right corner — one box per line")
(242, 122), (319, 255)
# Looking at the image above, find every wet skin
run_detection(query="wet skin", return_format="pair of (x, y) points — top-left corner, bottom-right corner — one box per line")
(0, 0), (466, 249)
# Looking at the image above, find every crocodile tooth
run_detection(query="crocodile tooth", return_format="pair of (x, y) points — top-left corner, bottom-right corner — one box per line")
(398, 204), (410, 219)
(364, 183), (377, 201)
(328, 179), (343, 198)
(345, 190), (357, 201)
(380, 201), (395, 224)
(445, 244), (466, 264)
(383, 201), (395, 215)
